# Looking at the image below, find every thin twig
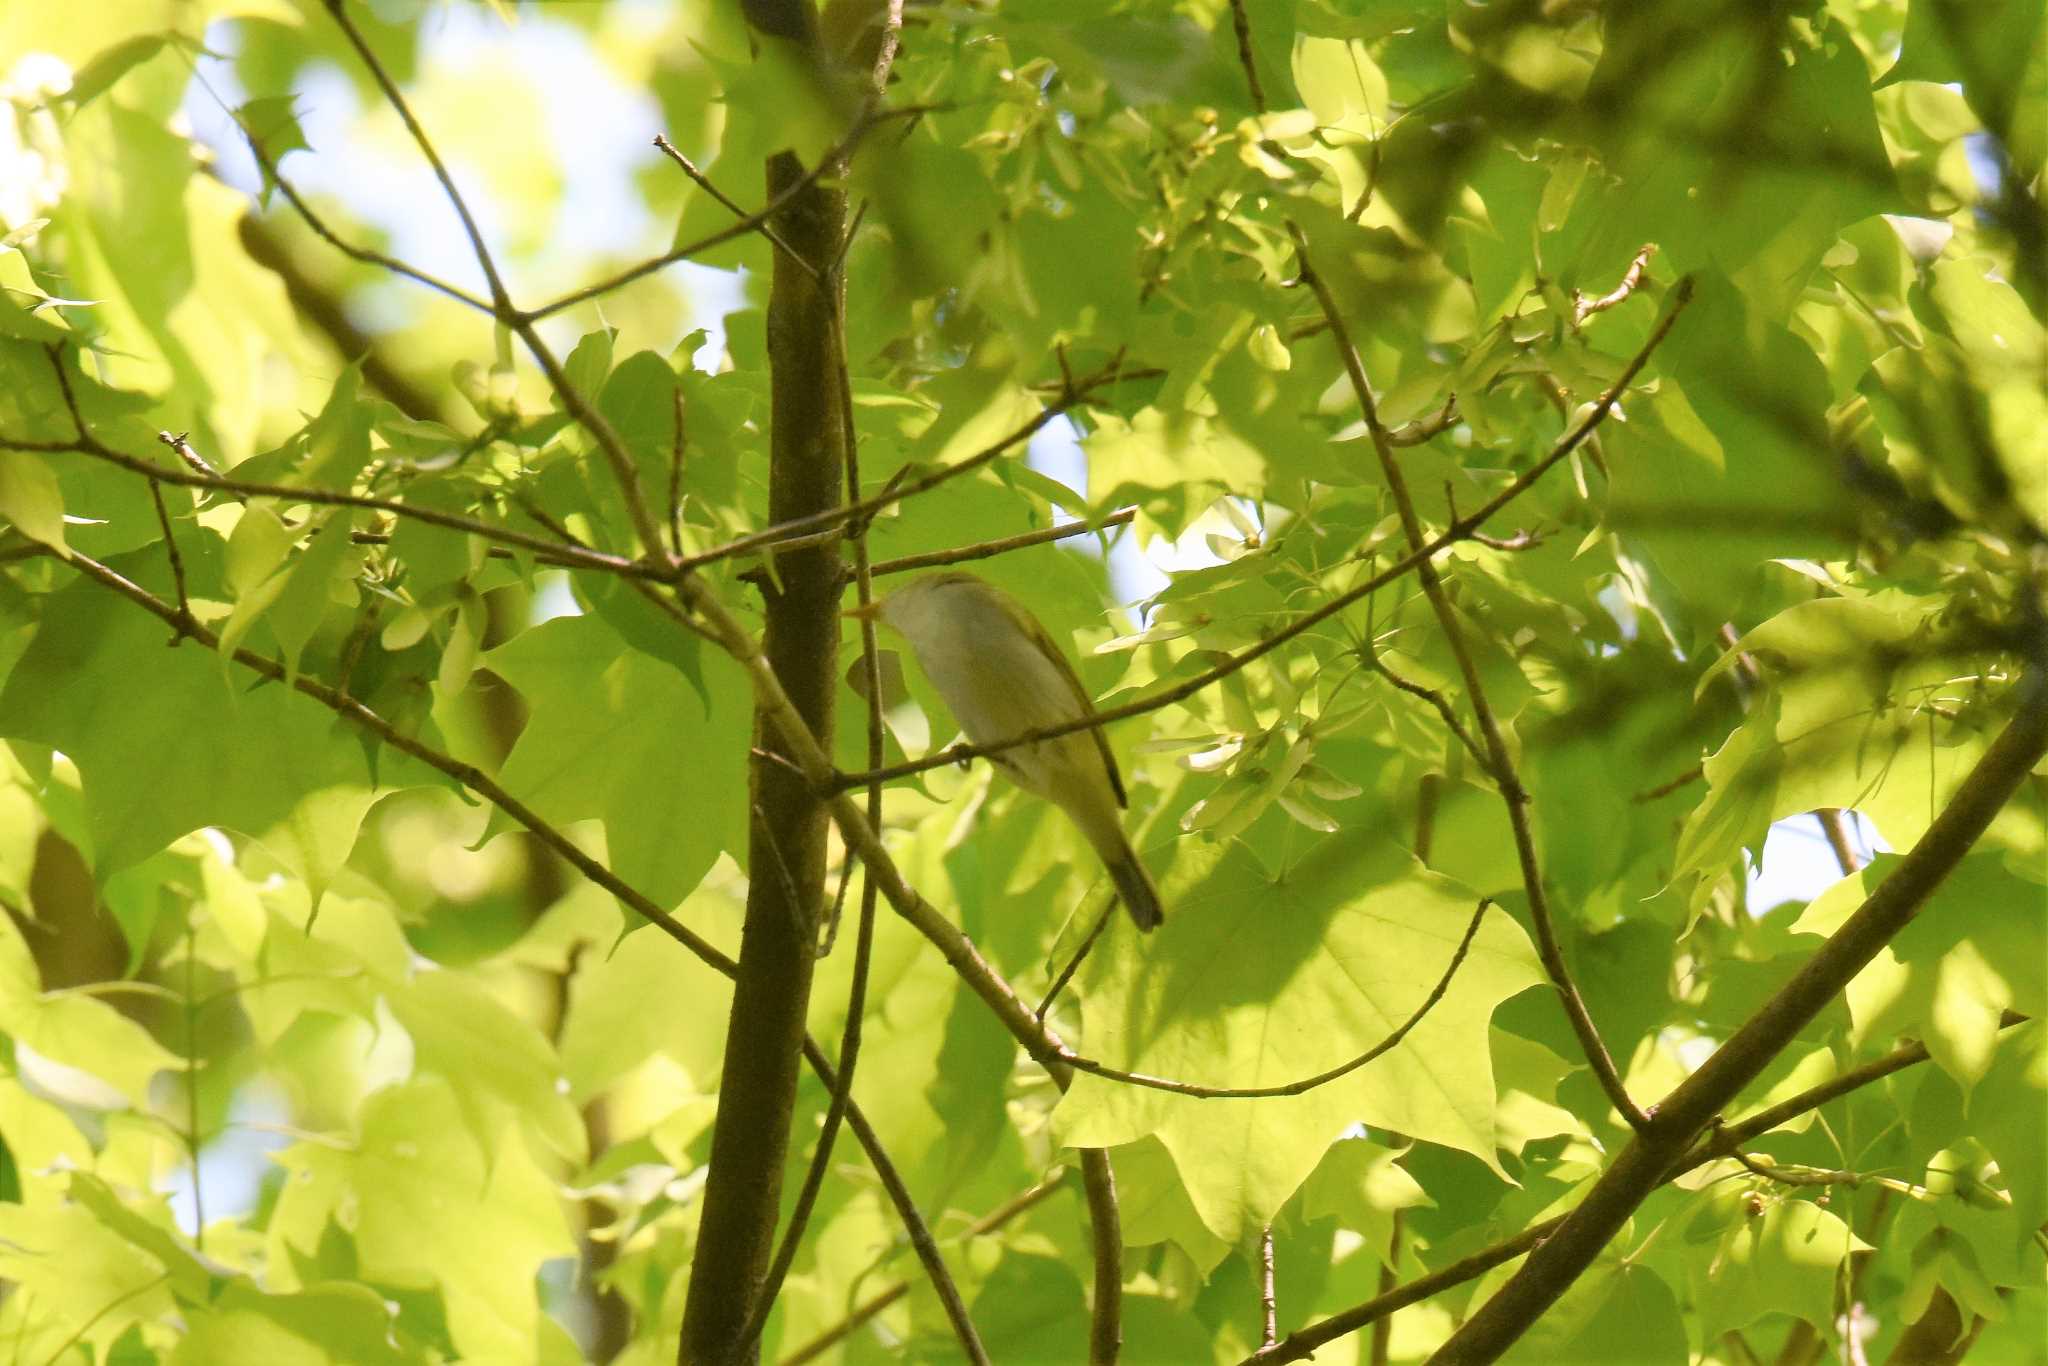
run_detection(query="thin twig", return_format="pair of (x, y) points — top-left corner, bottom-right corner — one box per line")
(827, 285), (1695, 794)
(652, 132), (808, 270)
(1366, 651), (1487, 770)
(671, 362), (1144, 575)
(780, 1173), (1067, 1365)
(803, 1039), (990, 1366)
(1036, 897), (1116, 1021)
(1388, 396), (1460, 447)
(1816, 808), (1861, 875)
(1291, 218), (1653, 1133)
(320, 0), (511, 311)
(1083, 1148), (1124, 1365)
(1259, 1224), (1278, 1349)
(145, 480), (190, 627)
(60, 545), (735, 972)
(1572, 243), (1658, 327)
(1369, 1210), (1400, 1366)
(4, 410), (647, 582)
(1634, 765), (1703, 802)
(1226, 0), (1268, 113)
(526, 107), (920, 322)
(225, 105), (492, 313)
(869, 507), (1138, 577)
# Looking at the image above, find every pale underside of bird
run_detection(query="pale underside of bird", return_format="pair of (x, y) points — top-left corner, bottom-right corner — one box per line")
(859, 572), (1164, 931)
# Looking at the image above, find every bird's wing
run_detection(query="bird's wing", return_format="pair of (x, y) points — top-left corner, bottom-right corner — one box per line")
(1020, 606), (1128, 809)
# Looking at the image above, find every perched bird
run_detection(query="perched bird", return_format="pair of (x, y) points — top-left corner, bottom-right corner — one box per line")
(853, 572), (1164, 931)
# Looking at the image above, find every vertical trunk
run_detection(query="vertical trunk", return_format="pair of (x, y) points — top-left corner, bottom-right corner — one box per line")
(679, 151), (845, 1365)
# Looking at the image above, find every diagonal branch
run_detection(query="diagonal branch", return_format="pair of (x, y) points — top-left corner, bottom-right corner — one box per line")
(320, 0), (511, 312)
(780, 1172), (1068, 1365)
(869, 506), (1137, 577)
(1429, 677), (2048, 1362)
(1290, 218), (1659, 1133)
(1248, 1013), (2034, 1365)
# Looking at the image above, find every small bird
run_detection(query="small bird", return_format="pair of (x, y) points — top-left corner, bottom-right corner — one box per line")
(852, 571), (1164, 931)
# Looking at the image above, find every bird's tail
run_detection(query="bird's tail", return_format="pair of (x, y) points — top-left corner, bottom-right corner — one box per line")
(1105, 840), (1164, 932)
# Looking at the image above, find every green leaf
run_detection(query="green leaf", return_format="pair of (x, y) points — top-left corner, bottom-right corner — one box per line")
(235, 94), (311, 209)
(1690, 1198), (1871, 1339)
(486, 615), (748, 909)
(1795, 853), (2045, 1091)
(1053, 846), (1541, 1242)
(269, 1081), (573, 1362)
(0, 911), (181, 1107)
(0, 546), (376, 873)
(0, 450), (68, 554)
(385, 970), (585, 1165)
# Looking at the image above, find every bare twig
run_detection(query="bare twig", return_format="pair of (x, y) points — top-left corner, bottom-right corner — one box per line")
(1259, 1224), (1278, 1349)
(1366, 651), (1487, 769)
(525, 107), (922, 322)
(803, 1039), (989, 1365)
(145, 479), (191, 628)
(1388, 396), (1460, 447)
(228, 110), (493, 314)
(1082, 1148), (1123, 1365)
(60, 546), (733, 970)
(780, 1173), (1067, 1365)
(1634, 765), (1703, 802)
(652, 132), (809, 270)
(672, 362), (1144, 576)
(1816, 808), (1861, 876)
(3, 414), (649, 580)
(1226, 0), (1268, 113)
(1572, 244), (1658, 327)
(1369, 1211), (1400, 1366)
(320, 0), (511, 312)
(870, 507), (1138, 577)
(1035, 897), (1116, 1022)
(1291, 218), (1654, 1133)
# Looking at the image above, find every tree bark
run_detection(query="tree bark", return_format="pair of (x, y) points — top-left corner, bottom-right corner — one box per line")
(679, 151), (846, 1365)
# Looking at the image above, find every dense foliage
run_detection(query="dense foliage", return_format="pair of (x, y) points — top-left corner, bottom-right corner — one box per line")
(0, 0), (2042, 1362)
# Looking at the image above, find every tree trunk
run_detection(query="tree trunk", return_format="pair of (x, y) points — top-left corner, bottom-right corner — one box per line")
(679, 150), (846, 1365)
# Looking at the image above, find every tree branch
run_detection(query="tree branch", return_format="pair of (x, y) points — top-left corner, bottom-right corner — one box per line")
(1429, 677), (2048, 1362)
(1082, 1148), (1123, 1365)
(868, 506), (1137, 577)
(1246, 1014), (2032, 1365)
